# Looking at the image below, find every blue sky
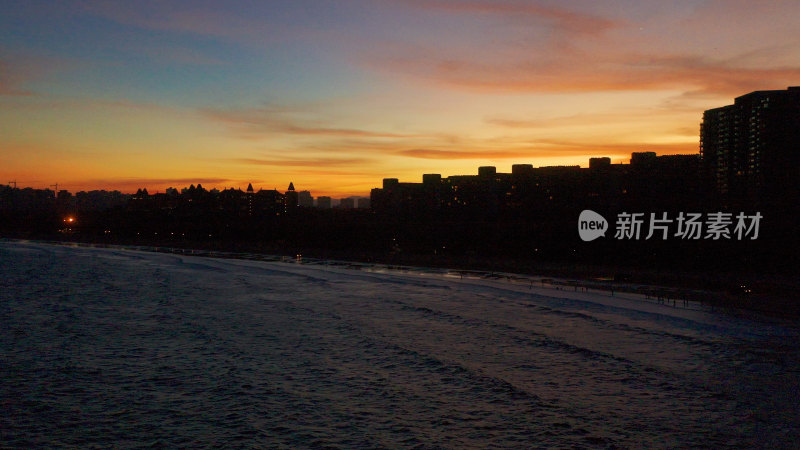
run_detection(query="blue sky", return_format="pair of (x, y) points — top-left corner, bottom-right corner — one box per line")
(3, 0), (800, 195)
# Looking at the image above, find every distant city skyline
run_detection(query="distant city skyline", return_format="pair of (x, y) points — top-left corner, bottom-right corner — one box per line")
(3, 1), (800, 196)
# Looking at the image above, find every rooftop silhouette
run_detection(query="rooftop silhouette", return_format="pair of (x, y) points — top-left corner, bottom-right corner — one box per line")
(1, 87), (798, 281)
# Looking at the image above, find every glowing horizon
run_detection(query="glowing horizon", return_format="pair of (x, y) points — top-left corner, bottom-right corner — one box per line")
(3, 1), (799, 197)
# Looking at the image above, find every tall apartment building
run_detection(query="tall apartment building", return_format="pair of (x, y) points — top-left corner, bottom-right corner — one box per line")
(700, 86), (800, 205)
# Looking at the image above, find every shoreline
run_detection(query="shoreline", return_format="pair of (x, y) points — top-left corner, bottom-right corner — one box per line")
(5, 236), (798, 320)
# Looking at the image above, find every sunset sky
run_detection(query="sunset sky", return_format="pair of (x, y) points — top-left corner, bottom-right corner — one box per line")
(2, 1), (800, 197)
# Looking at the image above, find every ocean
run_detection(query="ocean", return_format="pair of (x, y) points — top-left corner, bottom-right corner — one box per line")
(1, 241), (798, 448)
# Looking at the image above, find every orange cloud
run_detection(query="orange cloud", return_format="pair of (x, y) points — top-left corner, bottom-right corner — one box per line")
(397, 148), (540, 160)
(360, 1), (800, 98)
(395, 141), (697, 162)
(485, 109), (702, 141)
(538, 139), (697, 153)
(202, 106), (422, 140)
(370, 48), (800, 96)
(234, 157), (376, 167)
(399, 0), (619, 35)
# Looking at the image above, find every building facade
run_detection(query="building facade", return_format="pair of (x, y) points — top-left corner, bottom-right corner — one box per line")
(700, 86), (800, 206)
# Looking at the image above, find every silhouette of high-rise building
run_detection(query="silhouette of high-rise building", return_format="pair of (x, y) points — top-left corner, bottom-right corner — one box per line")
(630, 151), (657, 167)
(297, 190), (313, 207)
(422, 174), (441, 185)
(701, 86), (800, 205)
(478, 166), (497, 177)
(356, 197), (370, 209)
(285, 182), (298, 209)
(370, 152), (704, 216)
(511, 164), (534, 175)
(246, 183), (255, 215)
(316, 196), (332, 209)
(588, 158), (611, 170)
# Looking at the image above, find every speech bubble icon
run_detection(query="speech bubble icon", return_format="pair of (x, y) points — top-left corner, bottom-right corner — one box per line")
(578, 210), (608, 241)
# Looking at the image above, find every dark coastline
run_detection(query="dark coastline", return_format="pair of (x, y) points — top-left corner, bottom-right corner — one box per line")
(5, 234), (798, 320)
